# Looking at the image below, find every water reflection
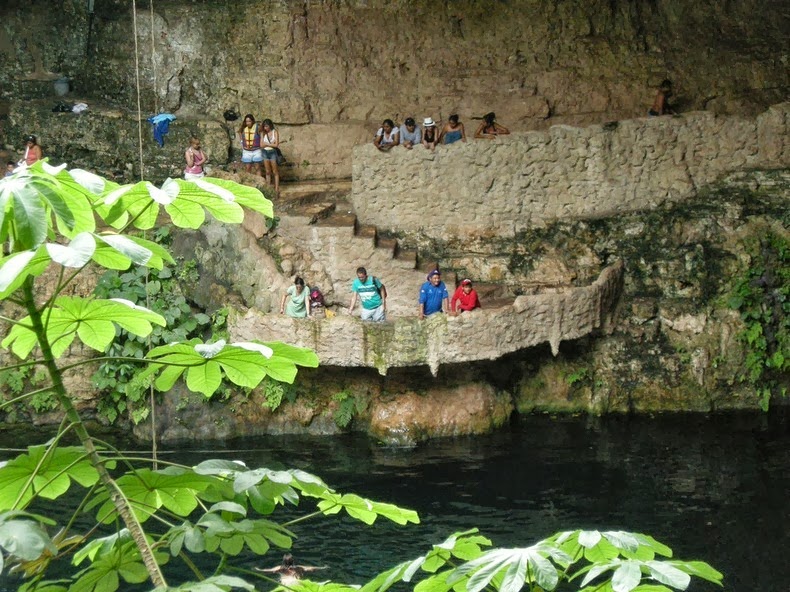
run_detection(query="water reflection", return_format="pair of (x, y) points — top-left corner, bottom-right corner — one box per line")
(1, 411), (788, 591)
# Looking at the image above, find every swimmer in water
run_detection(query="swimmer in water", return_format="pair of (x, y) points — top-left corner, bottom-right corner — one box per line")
(255, 553), (326, 586)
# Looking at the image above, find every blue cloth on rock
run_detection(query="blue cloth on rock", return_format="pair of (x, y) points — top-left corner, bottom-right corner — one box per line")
(148, 113), (176, 146)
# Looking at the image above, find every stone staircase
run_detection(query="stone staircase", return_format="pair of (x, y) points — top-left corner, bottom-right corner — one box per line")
(274, 180), (511, 317)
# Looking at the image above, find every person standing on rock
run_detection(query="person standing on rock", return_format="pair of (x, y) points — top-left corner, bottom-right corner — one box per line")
(260, 118), (281, 194)
(349, 266), (387, 321)
(184, 136), (207, 180)
(419, 269), (449, 319)
(238, 114), (263, 175)
(451, 278), (481, 315)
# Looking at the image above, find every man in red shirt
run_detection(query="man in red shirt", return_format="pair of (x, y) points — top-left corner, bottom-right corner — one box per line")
(451, 279), (481, 315)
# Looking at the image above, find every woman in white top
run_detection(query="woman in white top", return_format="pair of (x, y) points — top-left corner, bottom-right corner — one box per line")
(373, 119), (399, 151)
(260, 118), (280, 194)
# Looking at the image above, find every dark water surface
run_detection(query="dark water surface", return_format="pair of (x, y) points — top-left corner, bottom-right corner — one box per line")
(2, 411), (788, 591)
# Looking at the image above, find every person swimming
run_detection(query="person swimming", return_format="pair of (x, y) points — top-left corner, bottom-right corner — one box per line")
(254, 553), (326, 586)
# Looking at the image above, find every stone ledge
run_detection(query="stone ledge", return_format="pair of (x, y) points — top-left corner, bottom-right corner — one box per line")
(229, 261), (623, 375)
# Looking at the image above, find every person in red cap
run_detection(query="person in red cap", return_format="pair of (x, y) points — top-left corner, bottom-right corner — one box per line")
(451, 279), (481, 315)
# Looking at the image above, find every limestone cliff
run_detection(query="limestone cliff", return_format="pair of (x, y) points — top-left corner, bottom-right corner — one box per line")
(1, 0), (788, 180)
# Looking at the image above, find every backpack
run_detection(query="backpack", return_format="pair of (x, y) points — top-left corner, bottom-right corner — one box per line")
(309, 288), (325, 306)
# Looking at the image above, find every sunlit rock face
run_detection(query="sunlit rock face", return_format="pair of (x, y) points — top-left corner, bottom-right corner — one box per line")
(1, 1), (787, 179)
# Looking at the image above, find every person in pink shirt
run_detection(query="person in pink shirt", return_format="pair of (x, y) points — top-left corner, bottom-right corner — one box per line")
(451, 278), (481, 315)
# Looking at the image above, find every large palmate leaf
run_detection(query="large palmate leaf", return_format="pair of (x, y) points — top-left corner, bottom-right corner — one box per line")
(88, 467), (215, 524)
(0, 161), (96, 249)
(2, 296), (166, 359)
(0, 230), (160, 299)
(0, 446), (110, 511)
(70, 534), (158, 592)
(445, 543), (572, 592)
(139, 339), (319, 397)
(151, 575), (255, 592)
(316, 492), (420, 526)
(102, 177), (271, 231)
(361, 530), (490, 592)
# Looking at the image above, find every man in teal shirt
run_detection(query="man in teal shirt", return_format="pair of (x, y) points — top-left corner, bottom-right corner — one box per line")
(348, 267), (387, 322)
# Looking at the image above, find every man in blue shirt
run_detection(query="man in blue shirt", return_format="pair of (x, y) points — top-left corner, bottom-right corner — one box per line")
(419, 269), (449, 319)
(349, 266), (387, 322)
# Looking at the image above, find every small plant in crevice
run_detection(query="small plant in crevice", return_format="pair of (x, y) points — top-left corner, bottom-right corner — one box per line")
(565, 367), (591, 387)
(332, 389), (365, 429)
(256, 376), (297, 412)
(727, 231), (789, 410)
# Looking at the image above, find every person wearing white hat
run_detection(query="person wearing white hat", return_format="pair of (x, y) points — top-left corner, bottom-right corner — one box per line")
(422, 117), (439, 150)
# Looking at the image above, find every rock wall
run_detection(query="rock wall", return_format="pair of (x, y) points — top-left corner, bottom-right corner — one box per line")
(351, 104), (790, 240)
(1, 0), (788, 179)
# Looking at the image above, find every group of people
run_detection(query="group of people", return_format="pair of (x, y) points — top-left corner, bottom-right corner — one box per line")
(237, 113), (282, 193)
(348, 266), (481, 322)
(373, 112), (509, 152)
(280, 267), (481, 322)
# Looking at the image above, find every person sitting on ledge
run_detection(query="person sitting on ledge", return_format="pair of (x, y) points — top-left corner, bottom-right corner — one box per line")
(439, 114), (466, 145)
(419, 269), (449, 319)
(648, 79), (676, 116)
(474, 112), (510, 139)
(400, 117), (422, 149)
(374, 119), (399, 151)
(451, 278), (481, 315)
(21, 135), (43, 166)
(422, 117), (439, 150)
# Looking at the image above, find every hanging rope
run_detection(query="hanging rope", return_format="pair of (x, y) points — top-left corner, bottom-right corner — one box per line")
(149, 0), (159, 114)
(131, 0), (160, 468)
(131, 0), (145, 182)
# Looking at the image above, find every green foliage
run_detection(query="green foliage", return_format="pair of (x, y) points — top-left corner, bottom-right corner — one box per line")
(90, 255), (213, 424)
(565, 367), (590, 386)
(258, 376), (298, 411)
(332, 389), (364, 429)
(728, 231), (789, 410)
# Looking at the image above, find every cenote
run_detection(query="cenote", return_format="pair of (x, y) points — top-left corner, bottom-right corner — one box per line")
(2, 410), (787, 592)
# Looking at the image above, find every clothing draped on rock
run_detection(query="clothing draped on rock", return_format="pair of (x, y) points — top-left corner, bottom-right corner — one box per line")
(148, 113), (176, 146)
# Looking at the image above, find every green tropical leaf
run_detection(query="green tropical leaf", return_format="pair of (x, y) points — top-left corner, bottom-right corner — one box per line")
(0, 446), (104, 510)
(90, 468), (214, 524)
(11, 183), (48, 249)
(611, 560), (642, 592)
(45, 233), (96, 268)
(93, 233), (153, 266)
(167, 179), (245, 224)
(195, 177), (273, 218)
(154, 574), (255, 592)
(645, 561), (690, 589)
(667, 560), (723, 585)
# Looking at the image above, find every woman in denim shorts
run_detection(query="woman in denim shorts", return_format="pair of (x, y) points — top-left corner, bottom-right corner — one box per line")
(261, 118), (280, 194)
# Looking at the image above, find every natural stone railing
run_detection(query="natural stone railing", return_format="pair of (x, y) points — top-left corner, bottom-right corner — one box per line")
(229, 261), (623, 375)
(351, 104), (790, 239)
